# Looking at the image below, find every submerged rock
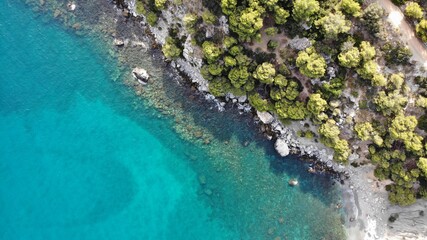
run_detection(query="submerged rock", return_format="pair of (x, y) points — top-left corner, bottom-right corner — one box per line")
(113, 38), (125, 46)
(67, 2), (76, 11)
(132, 67), (149, 84)
(288, 179), (298, 186)
(53, 9), (61, 18)
(275, 138), (289, 157)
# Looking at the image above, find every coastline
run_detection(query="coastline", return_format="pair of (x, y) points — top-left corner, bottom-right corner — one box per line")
(120, 1), (427, 239)
(25, 0), (427, 238)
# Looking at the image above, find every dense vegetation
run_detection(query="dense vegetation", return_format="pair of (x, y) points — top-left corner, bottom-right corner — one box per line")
(137, 0), (427, 205)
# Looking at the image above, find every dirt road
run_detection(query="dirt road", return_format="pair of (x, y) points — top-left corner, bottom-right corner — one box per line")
(377, 0), (427, 65)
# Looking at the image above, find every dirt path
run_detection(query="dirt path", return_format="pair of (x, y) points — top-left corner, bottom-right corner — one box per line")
(377, 0), (427, 66)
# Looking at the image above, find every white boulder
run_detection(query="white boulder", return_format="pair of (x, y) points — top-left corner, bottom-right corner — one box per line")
(132, 68), (149, 84)
(257, 111), (274, 124)
(67, 2), (76, 11)
(113, 38), (125, 46)
(275, 138), (290, 157)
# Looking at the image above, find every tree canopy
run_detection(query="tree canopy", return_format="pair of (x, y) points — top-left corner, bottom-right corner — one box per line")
(307, 93), (327, 116)
(338, 47), (361, 68)
(340, 0), (362, 17)
(416, 19), (427, 42)
(253, 62), (276, 84)
(202, 41), (223, 64)
(296, 47), (326, 78)
(405, 2), (424, 20)
(315, 11), (351, 39)
(229, 4), (265, 40)
(292, 0), (320, 22)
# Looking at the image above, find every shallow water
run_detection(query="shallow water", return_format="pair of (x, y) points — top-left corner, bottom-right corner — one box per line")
(0, 1), (346, 239)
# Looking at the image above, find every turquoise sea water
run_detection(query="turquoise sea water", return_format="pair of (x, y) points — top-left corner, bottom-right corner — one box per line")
(0, 1), (345, 239)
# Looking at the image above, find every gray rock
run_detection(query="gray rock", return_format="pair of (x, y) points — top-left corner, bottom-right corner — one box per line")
(237, 95), (247, 103)
(275, 138), (290, 157)
(289, 36), (311, 50)
(132, 67), (149, 84)
(257, 111), (275, 124)
(67, 2), (76, 11)
(204, 189), (213, 196)
(113, 38), (125, 46)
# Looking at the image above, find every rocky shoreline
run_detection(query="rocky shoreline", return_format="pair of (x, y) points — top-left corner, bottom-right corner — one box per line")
(27, 0), (426, 238)
(118, 1), (427, 239)
(123, 0), (348, 177)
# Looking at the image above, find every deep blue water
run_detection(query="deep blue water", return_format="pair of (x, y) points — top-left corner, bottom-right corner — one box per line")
(0, 1), (345, 239)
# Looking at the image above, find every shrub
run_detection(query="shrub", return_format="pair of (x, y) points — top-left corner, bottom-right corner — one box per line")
(162, 37), (182, 59)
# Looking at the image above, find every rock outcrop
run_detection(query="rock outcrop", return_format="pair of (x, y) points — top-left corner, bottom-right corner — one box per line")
(132, 67), (149, 84)
(275, 138), (290, 157)
(257, 111), (274, 125)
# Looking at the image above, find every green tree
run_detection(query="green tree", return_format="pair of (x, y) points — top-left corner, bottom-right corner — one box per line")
(418, 157), (427, 175)
(275, 100), (307, 120)
(265, 27), (278, 36)
(416, 96), (427, 108)
(416, 19), (427, 42)
(405, 2), (424, 20)
(374, 90), (408, 116)
(315, 11), (351, 39)
(223, 37), (237, 49)
(270, 87), (285, 101)
(267, 40), (279, 51)
(389, 114), (418, 140)
(208, 77), (232, 96)
(307, 93), (327, 116)
(155, 0), (167, 10)
(274, 74), (288, 87)
(292, 0), (320, 22)
(202, 41), (223, 64)
(228, 66), (250, 88)
(249, 93), (271, 112)
(274, 6), (290, 25)
(404, 132), (424, 153)
(362, 3), (385, 34)
(354, 122), (384, 145)
(321, 78), (345, 99)
(354, 122), (375, 141)
(235, 53), (252, 66)
(357, 60), (380, 80)
(319, 119), (340, 143)
(229, 5), (265, 40)
(183, 14), (198, 28)
(338, 47), (361, 68)
(389, 114), (423, 153)
(202, 10), (217, 24)
(389, 73), (404, 89)
(221, 0), (237, 15)
(162, 37), (182, 59)
(261, 0), (279, 10)
(372, 73), (387, 87)
(146, 12), (158, 26)
(253, 62), (276, 84)
(283, 81), (300, 101)
(208, 64), (223, 76)
(388, 185), (416, 206)
(229, 46), (242, 56)
(296, 47), (326, 78)
(382, 42), (412, 65)
(334, 139), (350, 163)
(340, 0), (362, 17)
(224, 56), (237, 67)
(359, 41), (376, 61)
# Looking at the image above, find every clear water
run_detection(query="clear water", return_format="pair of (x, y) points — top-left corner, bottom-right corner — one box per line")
(0, 1), (346, 239)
